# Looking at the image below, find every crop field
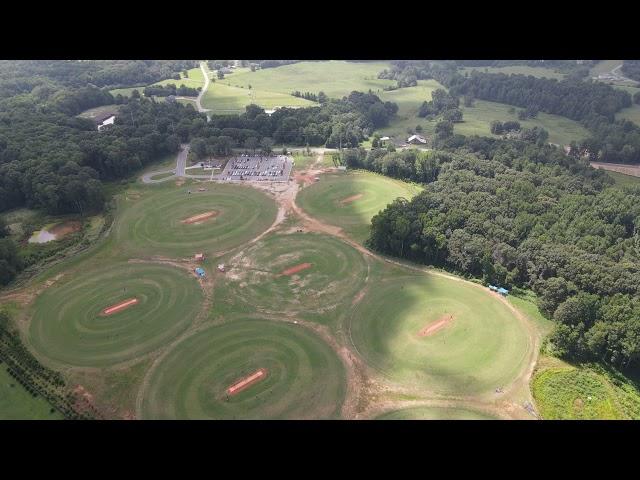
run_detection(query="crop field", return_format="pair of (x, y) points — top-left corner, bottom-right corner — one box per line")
(114, 183), (277, 257)
(296, 170), (422, 243)
(140, 318), (346, 419)
(348, 275), (530, 394)
(29, 262), (203, 367)
(376, 406), (497, 420)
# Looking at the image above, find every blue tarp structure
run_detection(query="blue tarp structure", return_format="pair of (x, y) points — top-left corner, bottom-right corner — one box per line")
(489, 285), (509, 295)
(195, 267), (206, 278)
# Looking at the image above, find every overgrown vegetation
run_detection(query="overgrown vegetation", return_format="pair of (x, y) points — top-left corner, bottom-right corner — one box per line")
(0, 310), (96, 419)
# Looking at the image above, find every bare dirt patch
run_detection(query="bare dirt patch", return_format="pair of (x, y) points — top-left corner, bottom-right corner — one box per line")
(181, 211), (219, 224)
(102, 298), (138, 316)
(226, 368), (268, 396)
(280, 262), (312, 276)
(418, 314), (454, 337)
(49, 220), (82, 239)
(340, 193), (364, 205)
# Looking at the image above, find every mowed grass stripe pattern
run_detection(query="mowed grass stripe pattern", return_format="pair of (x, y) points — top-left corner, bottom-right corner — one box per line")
(115, 184), (277, 257)
(226, 233), (368, 312)
(29, 263), (203, 367)
(141, 319), (346, 419)
(297, 171), (422, 243)
(348, 276), (530, 395)
(376, 406), (497, 420)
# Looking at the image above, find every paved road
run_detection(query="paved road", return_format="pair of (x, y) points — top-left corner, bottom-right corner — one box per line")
(141, 144), (189, 184)
(196, 62), (211, 115)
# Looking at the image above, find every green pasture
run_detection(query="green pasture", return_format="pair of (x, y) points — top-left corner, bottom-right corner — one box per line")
(202, 82), (314, 113)
(224, 233), (368, 313)
(140, 318), (346, 419)
(348, 275), (531, 395)
(459, 65), (565, 79)
(296, 170), (422, 243)
(28, 262), (203, 367)
(114, 183), (277, 257)
(606, 170), (640, 188)
(0, 365), (63, 420)
(218, 61), (394, 99)
(110, 67), (204, 98)
(375, 406), (497, 420)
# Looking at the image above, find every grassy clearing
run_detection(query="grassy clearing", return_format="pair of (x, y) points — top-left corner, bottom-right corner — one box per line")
(532, 356), (640, 419)
(377, 96), (588, 146)
(29, 262), (203, 367)
(201, 61), (395, 113)
(202, 82), (314, 113)
(0, 365), (63, 420)
(590, 60), (623, 77)
(376, 406), (497, 420)
(606, 170), (640, 188)
(616, 103), (640, 127)
(77, 104), (120, 121)
(220, 61), (394, 99)
(114, 182), (277, 257)
(348, 274), (530, 395)
(140, 318), (346, 419)
(110, 67), (204, 98)
(459, 65), (565, 79)
(296, 170), (422, 243)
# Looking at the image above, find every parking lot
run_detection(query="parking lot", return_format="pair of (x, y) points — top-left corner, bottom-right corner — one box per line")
(220, 154), (293, 182)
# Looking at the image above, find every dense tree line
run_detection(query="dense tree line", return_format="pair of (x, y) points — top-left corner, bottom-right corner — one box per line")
(143, 84), (200, 98)
(418, 89), (463, 123)
(447, 72), (640, 163)
(449, 72), (631, 121)
(621, 60), (640, 83)
(188, 92), (398, 152)
(455, 60), (596, 79)
(364, 137), (640, 370)
(0, 60), (196, 99)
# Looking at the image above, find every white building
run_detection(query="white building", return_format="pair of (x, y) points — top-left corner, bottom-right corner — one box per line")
(407, 134), (427, 144)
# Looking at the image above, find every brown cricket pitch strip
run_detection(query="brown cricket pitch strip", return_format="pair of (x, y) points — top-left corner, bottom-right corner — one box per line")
(102, 298), (139, 316)
(280, 262), (313, 276)
(226, 368), (268, 396)
(181, 211), (219, 224)
(340, 193), (364, 205)
(418, 314), (454, 337)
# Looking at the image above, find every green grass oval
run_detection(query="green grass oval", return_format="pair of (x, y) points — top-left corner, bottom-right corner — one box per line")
(225, 233), (368, 312)
(29, 263), (203, 367)
(116, 184), (277, 257)
(296, 171), (421, 243)
(375, 406), (497, 420)
(348, 275), (530, 394)
(140, 319), (346, 419)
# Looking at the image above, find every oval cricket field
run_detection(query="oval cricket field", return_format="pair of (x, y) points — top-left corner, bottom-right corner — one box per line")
(116, 183), (277, 257)
(375, 406), (498, 420)
(296, 171), (421, 242)
(348, 275), (530, 394)
(225, 233), (368, 312)
(140, 319), (347, 419)
(29, 263), (203, 367)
